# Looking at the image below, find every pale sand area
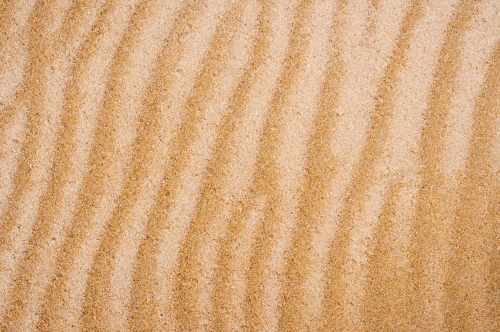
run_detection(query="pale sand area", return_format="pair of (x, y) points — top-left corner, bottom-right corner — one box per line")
(0, 0), (499, 331)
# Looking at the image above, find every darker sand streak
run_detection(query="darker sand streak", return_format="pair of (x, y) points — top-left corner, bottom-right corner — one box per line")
(0, 0), (87, 319)
(240, 0), (314, 330)
(78, 1), (205, 330)
(360, 181), (406, 331)
(124, 1), (244, 330)
(356, 2), (423, 330)
(168, 2), (260, 330)
(206, 1), (302, 330)
(319, 1), (416, 330)
(407, 1), (482, 329)
(172, 2), (267, 331)
(277, 1), (346, 330)
(126, 3), (216, 331)
(208, 5), (272, 330)
(0, 0), (67, 254)
(0, 0), (116, 326)
(37, 0), (167, 329)
(444, 42), (500, 331)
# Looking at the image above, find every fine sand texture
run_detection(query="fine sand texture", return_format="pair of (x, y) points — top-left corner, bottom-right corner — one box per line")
(1, 0), (500, 331)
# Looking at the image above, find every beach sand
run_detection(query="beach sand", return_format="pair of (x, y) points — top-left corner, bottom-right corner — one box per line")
(1, 0), (499, 330)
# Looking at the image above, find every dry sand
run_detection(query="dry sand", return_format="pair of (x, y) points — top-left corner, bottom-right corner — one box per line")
(1, 0), (499, 331)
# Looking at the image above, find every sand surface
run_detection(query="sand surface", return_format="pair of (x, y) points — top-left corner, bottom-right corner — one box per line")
(1, 0), (499, 331)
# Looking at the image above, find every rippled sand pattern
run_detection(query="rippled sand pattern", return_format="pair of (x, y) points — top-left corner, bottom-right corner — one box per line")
(1, 0), (499, 331)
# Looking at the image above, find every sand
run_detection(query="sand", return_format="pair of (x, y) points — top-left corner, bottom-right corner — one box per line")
(0, 0), (499, 331)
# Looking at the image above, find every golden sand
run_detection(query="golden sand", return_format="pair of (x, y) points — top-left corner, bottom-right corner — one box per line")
(0, 0), (499, 331)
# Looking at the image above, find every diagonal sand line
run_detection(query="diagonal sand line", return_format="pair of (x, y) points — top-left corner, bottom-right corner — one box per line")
(123, 0), (254, 328)
(77, 0), (242, 330)
(177, 0), (301, 330)
(240, 1), (318, 326)
(341, 0), (463, 328)
(105, 2), (259, 331)
(222, 196), (267, 331)
(38, 1), (192, 330)
(0, 0), (101, 317)
(303, 0), (374, 325)
(171, 6), (263, 329)
(446, 44), (500, 331)
(0, 108), (27, 224)
(329, 2), (424, 329)
(442, 1), (500, 182)
(0, 0), (36, 104)
(432, 2), (500, 330)
(301, 0), (412, 328)
(406, 0), (485, 330)
(257, 2), (337, 331)
(412, 2), (500, 329)
(94, 0), (242, 329)
(168, 3), (266, 329)
(1, 0), (151, 330)
(185, 1), (302, 329)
